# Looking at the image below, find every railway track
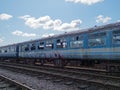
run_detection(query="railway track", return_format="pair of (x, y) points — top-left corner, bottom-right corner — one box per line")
(0, 62), (117, 77)
(0, 62), (120, 90)
(0, 62), (108, 75)
(0, 74), (33, 90)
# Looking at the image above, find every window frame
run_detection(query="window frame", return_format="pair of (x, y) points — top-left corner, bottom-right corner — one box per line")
(70, 35), (84, 49)
(112, 29), (120, 46)
(88, 31), (107, 48)
(56, 38), (67, 49)
(30, 43), (36, 51)
(21, 44), (29, 52)
(38, 41), (45, 50)
(45, 40), (54, 50)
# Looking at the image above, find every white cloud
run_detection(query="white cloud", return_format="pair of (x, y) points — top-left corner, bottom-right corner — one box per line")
(55, 19), (82, 31)
(19, 15), (82, 31)
(0, 38), (3, 43)
(20, 15), (51, 29)
(12, 30), (36, 37)
(96, 15), (111, 23)
(65, 0), (104, 5)
(42, 33), (55, 38)
(0, 13), (13, 20)
(117, 20), (120, 22)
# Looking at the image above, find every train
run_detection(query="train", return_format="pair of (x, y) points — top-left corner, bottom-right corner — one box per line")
(0, 22), (120, 72)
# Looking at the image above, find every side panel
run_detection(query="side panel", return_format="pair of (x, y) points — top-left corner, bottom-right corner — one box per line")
(0, 45), (17, 58)
(18, 47), (120, 60)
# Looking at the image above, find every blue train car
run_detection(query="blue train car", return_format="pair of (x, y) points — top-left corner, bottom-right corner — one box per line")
(0, 22), (120, 72)
(0, 44), (18, 60)
(17, 22), (120, 71)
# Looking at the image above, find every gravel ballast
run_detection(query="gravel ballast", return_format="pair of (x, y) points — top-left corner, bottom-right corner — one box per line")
(0, 68), (81, 90)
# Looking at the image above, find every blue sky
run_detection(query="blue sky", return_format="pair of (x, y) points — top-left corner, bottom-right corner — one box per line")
(0, 0), (120, 46)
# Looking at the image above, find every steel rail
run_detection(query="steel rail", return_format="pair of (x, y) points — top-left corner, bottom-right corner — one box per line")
(0, 75), (34, 90)
(0, 63), (120, 89)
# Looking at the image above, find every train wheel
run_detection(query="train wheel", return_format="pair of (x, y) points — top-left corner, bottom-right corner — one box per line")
(106, 65), (119, 73)
(54, 59), (64, 67)
(40, 59), (45, 65)
(117, 66), (120, 72)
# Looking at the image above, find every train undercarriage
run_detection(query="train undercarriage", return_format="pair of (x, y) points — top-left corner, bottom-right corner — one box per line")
(0, 57), (120, 73)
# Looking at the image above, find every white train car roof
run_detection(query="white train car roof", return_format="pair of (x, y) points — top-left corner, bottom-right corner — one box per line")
(0, 22), (120, 47)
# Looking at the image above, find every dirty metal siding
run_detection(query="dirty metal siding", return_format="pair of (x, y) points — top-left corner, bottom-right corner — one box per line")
(18, 47), (120, 60)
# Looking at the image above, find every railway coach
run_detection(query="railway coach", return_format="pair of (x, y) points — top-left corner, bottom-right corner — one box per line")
(0, 44), (18, 61)
(0, 22), (120, 72)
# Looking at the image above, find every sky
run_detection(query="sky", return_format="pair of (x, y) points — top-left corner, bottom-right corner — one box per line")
(0, 0), (120, 46)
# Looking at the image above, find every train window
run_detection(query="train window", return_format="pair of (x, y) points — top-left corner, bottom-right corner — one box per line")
(5, 50), (7, 53)
(88, 32), (106, 47)
(38, 42), (44, 50)
(21, 45), (25, 51)
(1, 49), (4, 53)
(46, 40), (54, 49)
(31, 43), (36, 50)
(8, 47), (10, 52)
(24, 44), (29, 51)
(112, 29), (120, 45)
(56, 38), (67, 49)
(70, 36), (83, 48)
(11, 46), (15, 52)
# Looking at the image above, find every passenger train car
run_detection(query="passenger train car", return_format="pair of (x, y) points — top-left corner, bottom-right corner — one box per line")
(0, 44), (18, 59)
(0, 22), (120, 72)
